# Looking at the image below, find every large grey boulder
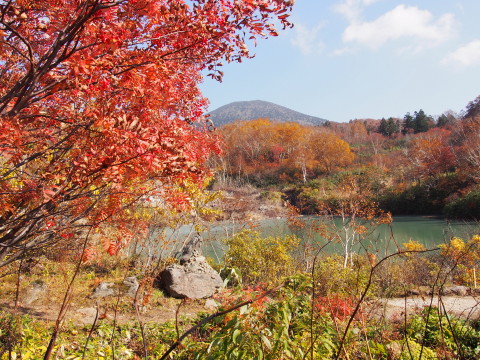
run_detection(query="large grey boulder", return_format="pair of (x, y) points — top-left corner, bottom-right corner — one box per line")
(159, 256), (223, 299)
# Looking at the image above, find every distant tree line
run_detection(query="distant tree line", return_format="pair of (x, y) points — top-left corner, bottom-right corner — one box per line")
(376, 109), (459, 137)
(378, 117), (401, 137)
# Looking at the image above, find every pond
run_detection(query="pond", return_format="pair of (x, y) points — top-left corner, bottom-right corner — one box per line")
(147, 216), (479, 262)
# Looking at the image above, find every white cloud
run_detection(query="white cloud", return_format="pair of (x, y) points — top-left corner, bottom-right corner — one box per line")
(333, 0), (382, 22)
(442, 40), (480, 67)
(290, 23), (325, 55)
(334, 0), (362, 22)
(331, 47), (355, 56)
(342, 5), (455, 49)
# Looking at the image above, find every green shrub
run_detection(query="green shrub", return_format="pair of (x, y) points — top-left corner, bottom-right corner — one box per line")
(406, 307), (480, 359)
(193, 275), (338, 360)
(380, 185), (443, 215)
(398, 340), (437, 360)
(314, 255), (374, 297)
(444, 190), (480, 219)
(0, 313), (22, 356)
(259, 190), (283, 202)
(0, 312), (196, 359)
(223, 230), (300, 286)
(374, 253), (440, 297)
(380, 173), (466, 216)
(0, 313), (138, 359)
(283, 185), (322, 214)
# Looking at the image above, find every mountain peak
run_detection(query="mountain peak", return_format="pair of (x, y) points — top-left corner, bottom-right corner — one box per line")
(208, 100), (328, 127)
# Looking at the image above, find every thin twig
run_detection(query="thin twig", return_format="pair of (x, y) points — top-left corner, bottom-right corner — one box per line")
(175, 298), (187, 341)
(134, 302), (148, 360)
(307, 240), (331, 360)
(43, 226), (93, 360)
(14, 255), (24, 310)
(439, 296), (464, 358)
(81, 301), (99, 359)
(417, 261), (443, 360)
(110, 264), (134, 359)
(403, 285), (414, 360)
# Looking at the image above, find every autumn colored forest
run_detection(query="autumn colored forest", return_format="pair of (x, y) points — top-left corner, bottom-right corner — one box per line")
(214, 99), (480, 220)
(1, 1), (480, 360)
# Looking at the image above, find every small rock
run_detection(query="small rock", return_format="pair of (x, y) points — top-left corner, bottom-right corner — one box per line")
(404, 286), (434, 297)
(258, 205), (268, 213)
(471, 288), (480, 296)
(91, 282), (116, 298)
(441, 285), (469, 296)
(23, 280), (47, 305)
(204, 298), (219, 311)
(123, 276), (139, 298)
(178, 233), (203, 265)
(405, 288), (420, 296)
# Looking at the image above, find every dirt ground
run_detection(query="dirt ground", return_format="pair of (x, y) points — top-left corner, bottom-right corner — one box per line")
(370, 295), (480, 321)
(3, 291), (480, 329)
(0, 296), (210, 327)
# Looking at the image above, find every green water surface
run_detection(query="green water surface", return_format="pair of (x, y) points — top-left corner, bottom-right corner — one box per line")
(201, 216), (479, 261)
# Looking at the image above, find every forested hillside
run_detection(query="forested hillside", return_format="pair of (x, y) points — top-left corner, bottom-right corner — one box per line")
(212, 96), (480, 219)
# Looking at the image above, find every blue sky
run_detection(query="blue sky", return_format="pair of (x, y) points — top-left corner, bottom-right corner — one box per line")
(200, 0), (480, 123)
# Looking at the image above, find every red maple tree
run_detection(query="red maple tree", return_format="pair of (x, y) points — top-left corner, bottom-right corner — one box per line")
(0, 0), (293, 266)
